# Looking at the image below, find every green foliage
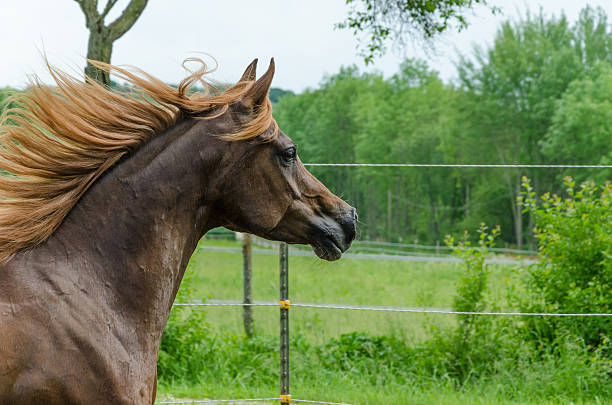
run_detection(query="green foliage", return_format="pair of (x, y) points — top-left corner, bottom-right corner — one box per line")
(158, 238), (612, 402)
(158, 267), (279, 387)
(157, 270), (211, 383)
(337, 0), (497, 64)
(275, 60), (466, 244)
(318, 332), (413, 384)
(446, 224), (499, 331)
(542, 62), (612, 182)
(430, 225), (508, 383)
(516, 177), (612, 347)
(275, 6), (612, 249)
(268, 87), (294, 104)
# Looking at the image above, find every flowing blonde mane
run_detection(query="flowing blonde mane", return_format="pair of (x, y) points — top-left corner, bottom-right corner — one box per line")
(0, 59), (277, 261)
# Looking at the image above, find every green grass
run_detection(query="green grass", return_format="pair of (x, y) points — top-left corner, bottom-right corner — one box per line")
(158, 238), (612, 405)
(187, 238), (514, 344)
(157, 330), (612, 405)
(159, 381), (611, 405)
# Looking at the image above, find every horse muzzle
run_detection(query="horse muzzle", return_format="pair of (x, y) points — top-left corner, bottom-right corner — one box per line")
(310, 206), (357, 261)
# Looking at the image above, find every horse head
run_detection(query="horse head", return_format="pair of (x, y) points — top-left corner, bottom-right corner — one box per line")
(207, 59), (357, 261)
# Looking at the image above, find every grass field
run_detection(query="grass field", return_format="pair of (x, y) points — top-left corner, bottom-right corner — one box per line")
(184, 238), (515, 344)
(157, 238), (612, 405)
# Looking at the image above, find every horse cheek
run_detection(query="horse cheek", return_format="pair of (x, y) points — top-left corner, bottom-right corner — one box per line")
(250, 191), (291, 230)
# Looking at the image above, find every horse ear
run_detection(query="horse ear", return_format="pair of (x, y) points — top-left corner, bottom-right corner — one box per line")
(242, 58), (275, 109)
(239, 58), (258, 82)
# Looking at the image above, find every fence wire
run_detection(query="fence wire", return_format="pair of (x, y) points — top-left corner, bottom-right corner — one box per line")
(173, 302), (277, 307)
(156, 399), (280, 404)
(198, 246), (536, 266)
(293, 399), (354, 405)
(173, 301), (612, 317)
(303, 163), (612, 168)
(156, 399), (352, 405)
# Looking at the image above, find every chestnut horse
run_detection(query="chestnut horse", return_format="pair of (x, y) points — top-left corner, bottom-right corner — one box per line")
(0, 58), (356, 404)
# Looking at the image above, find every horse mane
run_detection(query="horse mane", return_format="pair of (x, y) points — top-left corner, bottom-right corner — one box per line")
(0, 58), (277, 261)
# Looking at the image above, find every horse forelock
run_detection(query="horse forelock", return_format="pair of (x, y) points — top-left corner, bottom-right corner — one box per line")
(0, 58), (276, 261)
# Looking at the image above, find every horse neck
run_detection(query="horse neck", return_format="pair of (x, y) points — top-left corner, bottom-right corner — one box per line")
(47, 117), (225, 330)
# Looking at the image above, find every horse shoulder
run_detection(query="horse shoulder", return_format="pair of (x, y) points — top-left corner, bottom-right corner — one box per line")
(0, 253), (152, 404)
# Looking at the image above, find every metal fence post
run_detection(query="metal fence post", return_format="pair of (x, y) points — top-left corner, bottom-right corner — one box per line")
(279, 242), (290, 404)
(242, 234), (253, 338)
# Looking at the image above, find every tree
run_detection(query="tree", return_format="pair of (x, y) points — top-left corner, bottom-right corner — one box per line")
(337, 0), (496, 64)
(74, 0), (149, 85)
(353, 59), (459, 242)
(457, 10), (586, 248)
(541, 63), (612, 183)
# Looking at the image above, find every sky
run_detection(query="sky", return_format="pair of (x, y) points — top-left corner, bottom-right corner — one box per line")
(2, 0), (612, 92)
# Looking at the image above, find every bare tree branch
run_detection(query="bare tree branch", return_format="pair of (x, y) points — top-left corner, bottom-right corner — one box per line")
(74, 0), (100, 28)
(100, 0), (119, 20)
(107, 0), (148, 41)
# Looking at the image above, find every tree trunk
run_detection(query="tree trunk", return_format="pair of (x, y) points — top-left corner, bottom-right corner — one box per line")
(464, 182), (470, 218)
(85, 31), (113, 86)
(75, 0), (149, 85)
(513, 174), (523, 250)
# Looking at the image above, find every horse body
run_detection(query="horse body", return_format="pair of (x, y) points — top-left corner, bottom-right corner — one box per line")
(0, 59), (356, 404)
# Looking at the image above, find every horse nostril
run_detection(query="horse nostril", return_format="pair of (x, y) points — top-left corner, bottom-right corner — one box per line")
(343, 207), (357, 244)
(348, 207), (357, 223)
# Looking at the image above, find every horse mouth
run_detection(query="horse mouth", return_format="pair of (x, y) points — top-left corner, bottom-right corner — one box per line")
(311, 235), (345, 261)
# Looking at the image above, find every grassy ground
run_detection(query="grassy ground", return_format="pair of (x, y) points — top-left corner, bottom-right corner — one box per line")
(186, 238), (514, 344)
(159, 382), (611, 405)
(157, 238), (611, 405)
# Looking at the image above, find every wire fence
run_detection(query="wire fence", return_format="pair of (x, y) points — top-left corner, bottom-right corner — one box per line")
(350, 240), (537, 255)
(156, 399), (280, 404)
(161, 245), (612, 405)
(198, 246), (537, 265)
(303, 163), (612, 168)
(157, 400), (352, 405)
(173, 300), (612, 317)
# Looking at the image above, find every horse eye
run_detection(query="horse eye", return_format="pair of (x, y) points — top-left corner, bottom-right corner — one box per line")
(280, 147), (296, 164)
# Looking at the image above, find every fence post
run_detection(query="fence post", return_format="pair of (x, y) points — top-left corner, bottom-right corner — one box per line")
(279, 242), (290, 404)
(387, 188), (392, 241)
(242, 234), (253, 338)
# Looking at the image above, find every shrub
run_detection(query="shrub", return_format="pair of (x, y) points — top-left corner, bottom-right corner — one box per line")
(157, 270), (212, 383)
(429, 224), (511, 383)
(157, 267), (280, 387)
(318, 331), (414, 383)
(516, 177), (612, 348)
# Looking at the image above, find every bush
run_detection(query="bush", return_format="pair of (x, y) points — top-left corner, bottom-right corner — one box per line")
(318, 332), (414, 383)
(157, 270), (212, 383)
(157, 267), (280, 388)
(516, 177), (612, 348)
(428, 225), (511, 383)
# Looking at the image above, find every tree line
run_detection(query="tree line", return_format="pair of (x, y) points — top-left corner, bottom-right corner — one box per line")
(274, 6), (612, 249)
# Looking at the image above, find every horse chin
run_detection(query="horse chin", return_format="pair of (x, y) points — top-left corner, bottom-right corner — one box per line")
(311, 239), (343, 261)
